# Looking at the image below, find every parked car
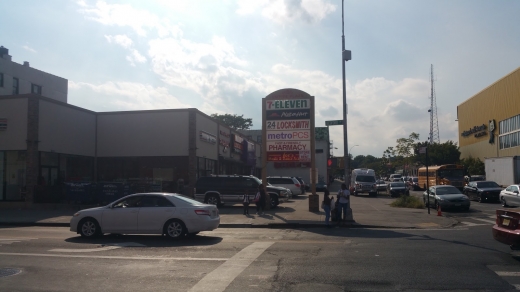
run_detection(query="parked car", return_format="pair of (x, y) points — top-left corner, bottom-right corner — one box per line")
(500, 184), (520, 207)
(267, 176), (302, 197)
(316, 181), (328, 192)
(376, 180), (387, 193)
(492, 209), (520, 249)
(194, 175), (289, 208)
(463, 181), (502, 203)
(464, 175), (486, 186)
(293, 177), (307, 195)
(406, 177), (420, 191)
(423, 185), (470, 211)
(389, 174), (402, 182)
(387, 182), (409, 197)
(70, 193), (220, 239)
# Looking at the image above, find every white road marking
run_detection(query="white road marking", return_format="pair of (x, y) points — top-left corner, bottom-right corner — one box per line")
(460, 222), (487, 227)
(0, 238), (37, 246)
(472, 218), (496, 224)
(495, 271), (520, 277)
(0, 252), (228, 261)
(188, 241), (274, 292)
(49, 242), (145, 253)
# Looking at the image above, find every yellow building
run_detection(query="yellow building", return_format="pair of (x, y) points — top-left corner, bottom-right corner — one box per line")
(457, 66), (520, 160)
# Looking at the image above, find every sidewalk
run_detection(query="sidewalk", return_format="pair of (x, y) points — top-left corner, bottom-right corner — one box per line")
(0, 180), (457, 229)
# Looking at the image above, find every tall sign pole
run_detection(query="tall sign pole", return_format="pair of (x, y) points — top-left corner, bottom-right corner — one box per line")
(341, 0), (352, 186)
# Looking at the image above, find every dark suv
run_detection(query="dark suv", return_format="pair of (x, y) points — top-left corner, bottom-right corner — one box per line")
(194, 175), (289, 208)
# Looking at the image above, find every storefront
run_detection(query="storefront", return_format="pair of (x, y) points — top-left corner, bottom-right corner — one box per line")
(0, 94), (261, 203)
(458, 67), (520, 161)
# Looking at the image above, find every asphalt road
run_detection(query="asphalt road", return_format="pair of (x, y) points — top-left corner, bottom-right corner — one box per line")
(1, 222), (519, 292)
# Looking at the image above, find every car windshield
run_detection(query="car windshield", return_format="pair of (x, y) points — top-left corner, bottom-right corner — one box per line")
(390, 183), (405, 187)
(174, 195), (205, 205)
(436, 187), (461, 195)
(356, 175), (375, 182)
(470, 176), (485, 181)
(476, 181), (499, 188)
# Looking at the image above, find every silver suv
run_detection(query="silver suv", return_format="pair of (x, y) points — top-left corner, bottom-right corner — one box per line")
(267, 176), (302, 197)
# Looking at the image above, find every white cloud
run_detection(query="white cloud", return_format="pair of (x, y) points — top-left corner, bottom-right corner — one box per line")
(236, 0), (336, 24)
(69, 80), (190, 111)
(22, 45), (37, 53)
(104, 34), (133, 48)
(79, 1), (182, 37)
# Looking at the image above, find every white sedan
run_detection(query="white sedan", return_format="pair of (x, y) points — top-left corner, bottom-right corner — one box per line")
(70, 193), (220, 239)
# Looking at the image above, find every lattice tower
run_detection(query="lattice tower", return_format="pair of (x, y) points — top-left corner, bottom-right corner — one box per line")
(429, 64), (440, 144)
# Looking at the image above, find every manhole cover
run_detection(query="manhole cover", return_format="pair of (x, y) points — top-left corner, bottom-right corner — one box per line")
(0, 268), (22, 278)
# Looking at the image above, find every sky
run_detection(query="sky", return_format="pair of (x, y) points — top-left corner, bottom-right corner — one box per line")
(2, 0), (520, 158)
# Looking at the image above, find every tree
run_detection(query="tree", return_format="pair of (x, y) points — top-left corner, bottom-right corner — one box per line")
(460, 156), (485, 175)
(210, 114), (253, 130)
(414, 140), (461, 166)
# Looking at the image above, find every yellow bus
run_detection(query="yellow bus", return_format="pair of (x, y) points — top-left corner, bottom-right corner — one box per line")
(417, 164), (465, 190)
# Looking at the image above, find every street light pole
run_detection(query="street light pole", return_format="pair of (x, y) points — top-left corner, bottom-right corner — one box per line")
(341, 0), (352, 186)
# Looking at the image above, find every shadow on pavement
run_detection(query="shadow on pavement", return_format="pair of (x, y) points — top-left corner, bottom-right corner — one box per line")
(64, 233), (223, 247)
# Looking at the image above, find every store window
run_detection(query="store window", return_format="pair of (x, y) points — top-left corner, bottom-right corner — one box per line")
(197, 157), (216, 178)
(2, 151), (26, 201)
(499, 114), (520, 150)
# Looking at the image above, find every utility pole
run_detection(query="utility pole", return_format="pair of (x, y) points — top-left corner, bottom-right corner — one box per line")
(341, 0), (352, 185)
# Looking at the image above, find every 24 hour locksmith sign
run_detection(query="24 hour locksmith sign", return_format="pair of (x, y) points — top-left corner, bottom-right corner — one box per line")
(262, 89), (315, 163)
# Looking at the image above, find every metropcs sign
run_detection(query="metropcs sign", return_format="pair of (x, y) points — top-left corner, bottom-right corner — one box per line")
(262, 89), (314, 163)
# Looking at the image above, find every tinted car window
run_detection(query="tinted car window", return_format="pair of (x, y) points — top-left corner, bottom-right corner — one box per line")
(356, 175), (375, 182)
(390, 183), (405, 187)
(269, 178), (294, 184)
(476, 181), (499, 188)
(113, 196), (142, 208)
(141, 195), (174, 207)
(436, 187), (461, 195)
(196, 177), (221, 188)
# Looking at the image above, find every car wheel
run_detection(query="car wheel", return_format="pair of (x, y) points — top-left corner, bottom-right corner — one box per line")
(164, 219), (186, 239)
(502, 198), (508, 207)
(205, 194), (220, 206)
(79, 218), (101, 238)
(270, 195), (279, 208)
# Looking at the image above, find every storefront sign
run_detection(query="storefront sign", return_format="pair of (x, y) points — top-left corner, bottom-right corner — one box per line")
(266, 99), (310, 110)
(267, 151), (311, 162)
(0, 118), (7, 131)
(267, 141), (310, 151)
(266, 109), (311, 120)
(265, 120), (310, 130)
(219, 130), (230, 138)
(232, 134), (244, 154)
(200, 131), (216, 144)
(266, 130), (310, 141)
(219, 138), (229, 147)
(461, 124), (487, 138)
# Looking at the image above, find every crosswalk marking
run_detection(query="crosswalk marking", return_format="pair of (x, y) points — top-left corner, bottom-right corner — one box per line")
(472, 218), (496, 224)
(460, 222), (487, 227)
(495, 271), (520, 277)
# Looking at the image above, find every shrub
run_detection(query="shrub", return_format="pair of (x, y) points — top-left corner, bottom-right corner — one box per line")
(390, 195), (425, 209)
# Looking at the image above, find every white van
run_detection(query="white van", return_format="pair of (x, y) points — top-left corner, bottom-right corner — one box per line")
(389, 174), (402, 182)
(351, 169), (377, 196)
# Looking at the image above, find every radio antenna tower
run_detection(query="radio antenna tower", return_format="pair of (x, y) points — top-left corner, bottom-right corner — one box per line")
(429, 64), (440, 144)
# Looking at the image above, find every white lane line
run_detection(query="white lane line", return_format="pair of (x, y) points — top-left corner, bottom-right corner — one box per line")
(50, 246), (121, 253)
(495, 271), (520, 277)
(472, 218), (496, 224)
(460, 222), (487, 227)
(189, 241), (274, 292)
(0, 252), (228, 261)
(49, 242), (145, 253)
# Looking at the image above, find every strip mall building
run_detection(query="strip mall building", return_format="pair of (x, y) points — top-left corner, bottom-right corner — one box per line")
(457, 66), (520, 160)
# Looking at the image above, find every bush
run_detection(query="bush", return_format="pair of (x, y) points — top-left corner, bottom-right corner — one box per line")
(390, 195), (425, 209)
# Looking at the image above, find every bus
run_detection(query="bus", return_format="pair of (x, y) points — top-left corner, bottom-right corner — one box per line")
(417, 164), (465, 190)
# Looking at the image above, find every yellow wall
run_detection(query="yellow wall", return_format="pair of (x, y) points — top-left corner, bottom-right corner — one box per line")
(458, 66), (520, 160)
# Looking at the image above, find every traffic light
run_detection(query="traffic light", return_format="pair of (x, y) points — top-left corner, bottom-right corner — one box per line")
(327, 158), (332, 167)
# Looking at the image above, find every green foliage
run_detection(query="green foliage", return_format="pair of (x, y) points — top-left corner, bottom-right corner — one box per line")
(414, 140), (461, 166)
(460, 156), (485, 176)
(210, 113), (253, 130)
(390, 195), (425, 209)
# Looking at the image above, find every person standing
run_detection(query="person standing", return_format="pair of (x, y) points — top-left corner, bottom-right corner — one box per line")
(322, 189), (332, 227)
(337, 183), (350, 225)
(242, 190), (251, 215)
(255, 184), (267, 215)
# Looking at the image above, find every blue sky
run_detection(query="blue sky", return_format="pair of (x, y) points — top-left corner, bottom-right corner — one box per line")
(2, 0), (520, 157)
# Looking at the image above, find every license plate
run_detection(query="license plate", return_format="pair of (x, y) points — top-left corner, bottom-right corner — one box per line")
(503, 218), (510, 226)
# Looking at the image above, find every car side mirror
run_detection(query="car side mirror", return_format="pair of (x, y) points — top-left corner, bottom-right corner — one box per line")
(514, 191), (519, 195)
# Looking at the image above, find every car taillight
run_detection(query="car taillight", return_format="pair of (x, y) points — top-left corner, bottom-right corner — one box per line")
(295, 184), (301, 188)
(195, 210), (210, 215)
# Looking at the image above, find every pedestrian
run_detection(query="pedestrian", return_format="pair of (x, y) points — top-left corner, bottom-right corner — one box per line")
(330, 193), (336, 222)
(322, 189), (332, 227)
(255, 184), (267, 215)
(242, 190), (251, 215)
(337, 183), (351, 225)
